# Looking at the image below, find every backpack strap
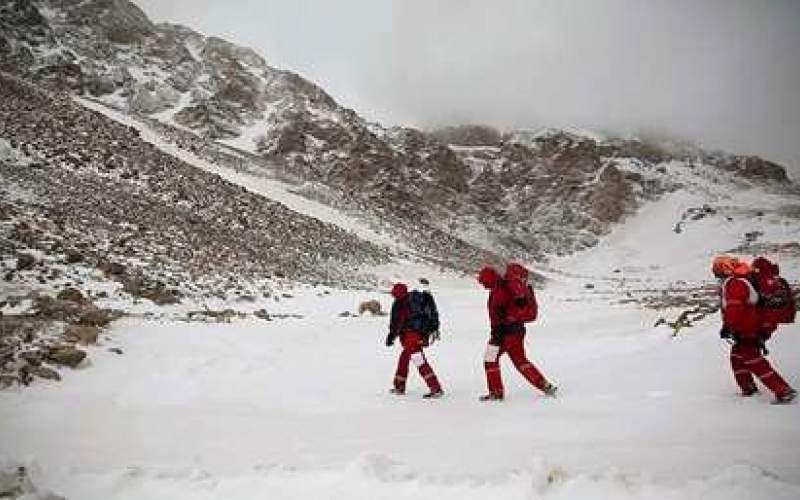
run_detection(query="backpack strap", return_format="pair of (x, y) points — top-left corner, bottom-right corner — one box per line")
(722, 277), (759, 308)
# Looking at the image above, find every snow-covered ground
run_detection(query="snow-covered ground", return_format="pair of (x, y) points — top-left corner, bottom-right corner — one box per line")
(2, 101), (798, 500)
(1, 282), (799, 499)
(2, 195), (800, 499)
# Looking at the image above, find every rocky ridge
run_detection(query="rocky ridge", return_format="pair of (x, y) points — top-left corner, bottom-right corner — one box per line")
(2, 0), (794, 267)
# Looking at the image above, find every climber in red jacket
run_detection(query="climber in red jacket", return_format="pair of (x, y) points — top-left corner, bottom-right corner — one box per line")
(713, 256), (796, 404)
(385, 283), (444, 399)
(477, 266), (556, 401)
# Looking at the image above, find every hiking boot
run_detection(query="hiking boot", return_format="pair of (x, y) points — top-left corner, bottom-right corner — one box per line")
(741, 386), (759, 397)
(389, 388), (405, 396)
(479, 393), (504, 402)
(543, 383), (558, 397)
(422, 390), (444, 399)
(774, 388), (797, 405)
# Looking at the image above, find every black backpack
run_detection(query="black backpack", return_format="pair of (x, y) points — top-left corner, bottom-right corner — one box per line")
(407, 290), (440, 335)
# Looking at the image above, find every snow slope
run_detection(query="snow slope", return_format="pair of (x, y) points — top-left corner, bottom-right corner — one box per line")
(76, 98), (404, 251)
(550, 163), (800, 288)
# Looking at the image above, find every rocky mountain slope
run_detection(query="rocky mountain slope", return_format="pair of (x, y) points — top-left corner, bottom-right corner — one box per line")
(1, 0), (796, 276)
(0, 71), (389, 291)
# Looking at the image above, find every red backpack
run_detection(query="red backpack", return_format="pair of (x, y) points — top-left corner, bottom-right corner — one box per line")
(751, 257), (796, 325)
(504, 263), (538, 324)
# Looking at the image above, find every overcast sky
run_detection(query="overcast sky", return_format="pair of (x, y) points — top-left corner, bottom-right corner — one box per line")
(134, 0), (800, 176)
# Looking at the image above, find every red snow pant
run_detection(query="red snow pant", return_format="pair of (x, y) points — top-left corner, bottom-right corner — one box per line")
(393, 331), (442, 393)
(484, 334), (548, 396)
(730, 339), (792, 397)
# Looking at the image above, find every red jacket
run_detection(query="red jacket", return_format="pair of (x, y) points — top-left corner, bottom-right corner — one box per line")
(488, 281), (525, 337)
(721, 277), (760, 339)
(387, 296), (411, 344)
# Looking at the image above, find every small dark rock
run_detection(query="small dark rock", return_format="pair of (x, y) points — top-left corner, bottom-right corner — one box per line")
(744, 231), (763, 244)
(56, 287), (87, 304)
(15, 253), (36, 271)
(101, 261), (126, 276)
(65, 249), (84, 264)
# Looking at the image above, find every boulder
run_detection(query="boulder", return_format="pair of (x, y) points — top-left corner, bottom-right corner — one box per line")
(15, 252), (36, 271)
(34, 294), (113, 326)
(64, 249), (84, 263)
(77, 307), (112, 327)
(99, 260), (126, 276)
(122, 277), (182, 305)
(46, 346), (86, 368)
(253, 309), (271, 321)
(358, 300), (384, 316)
(64, 325), (99, 345)
(56, 287), (87, 304)
(30, 364), (61, 381)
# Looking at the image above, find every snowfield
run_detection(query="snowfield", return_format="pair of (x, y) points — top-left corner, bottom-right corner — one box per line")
(1, 280), (799, 499)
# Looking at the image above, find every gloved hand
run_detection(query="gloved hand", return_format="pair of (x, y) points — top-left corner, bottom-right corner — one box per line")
(719, 326), (732, 340)
(385, 334), (394, 347)
(430, 331), (441, 343)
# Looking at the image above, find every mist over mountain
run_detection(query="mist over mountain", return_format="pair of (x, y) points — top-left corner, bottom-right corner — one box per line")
(133, 0), (800, 179)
